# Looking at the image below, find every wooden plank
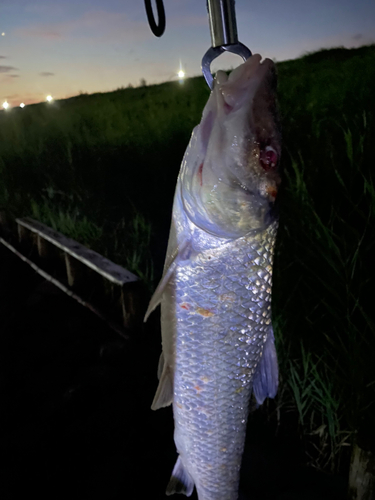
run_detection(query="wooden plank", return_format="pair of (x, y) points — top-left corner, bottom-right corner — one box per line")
(16, 217), (138, 286)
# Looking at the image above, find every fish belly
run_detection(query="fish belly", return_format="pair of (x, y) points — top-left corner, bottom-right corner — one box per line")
(165, 223), (277, 500)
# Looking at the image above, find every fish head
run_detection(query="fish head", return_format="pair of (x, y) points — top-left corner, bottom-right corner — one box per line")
(181, 54), (281, 238)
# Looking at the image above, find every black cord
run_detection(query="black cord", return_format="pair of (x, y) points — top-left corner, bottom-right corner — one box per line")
(144, 0), (166, 37)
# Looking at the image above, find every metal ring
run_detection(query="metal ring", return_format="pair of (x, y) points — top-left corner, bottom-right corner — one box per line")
(144, 0), (166, 37)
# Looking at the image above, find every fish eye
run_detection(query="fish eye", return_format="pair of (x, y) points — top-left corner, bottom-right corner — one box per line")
(259, 146), (278, 171)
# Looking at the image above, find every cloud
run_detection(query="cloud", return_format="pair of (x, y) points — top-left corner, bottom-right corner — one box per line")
(40, 72), (55, 77)
(0, 56), (6, 59)
(353, 34), (363, 40)
(0, 65), (17, 73)
(15, 10), (151, 43)
(18, 28), (62, 40)
(10, 74), (19, 78)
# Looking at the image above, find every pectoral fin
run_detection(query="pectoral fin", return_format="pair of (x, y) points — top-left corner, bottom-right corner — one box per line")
(166, 456), (195, 497)
(253, 329), (279, 405)
(143, 239), (191, 322)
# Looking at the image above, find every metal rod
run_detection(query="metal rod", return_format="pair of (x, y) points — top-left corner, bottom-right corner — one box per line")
(207, 0), (238, 48)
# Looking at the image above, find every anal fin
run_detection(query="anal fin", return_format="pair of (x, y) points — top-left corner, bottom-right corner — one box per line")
(166, 456), (194, 497)
(151, 361), (173, 410)
(157, 351), (164, 380)
(253, 328), (279, 405)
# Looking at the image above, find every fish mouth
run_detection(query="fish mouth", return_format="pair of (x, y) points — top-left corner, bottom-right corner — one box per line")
(238, 181), (278, 205)
(217, 54), (280, 151)
(216, 55), (276, 113)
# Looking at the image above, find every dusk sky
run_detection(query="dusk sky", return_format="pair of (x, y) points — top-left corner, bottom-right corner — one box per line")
(1, 0), (374, 107)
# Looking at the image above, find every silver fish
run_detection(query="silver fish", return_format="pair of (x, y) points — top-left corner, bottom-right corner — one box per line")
(145, 54), (281, 500)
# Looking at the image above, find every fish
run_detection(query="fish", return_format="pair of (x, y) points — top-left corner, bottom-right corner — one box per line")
(144, 53), (281, 500)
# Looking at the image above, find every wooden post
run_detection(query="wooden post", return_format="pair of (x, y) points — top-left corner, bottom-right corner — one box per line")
(65, 253), (80, 288)
(37, 234), (49, 258)
(348, 442), (375, 500)
(121, 284), (139, 329)
(17, 223), (28, 243)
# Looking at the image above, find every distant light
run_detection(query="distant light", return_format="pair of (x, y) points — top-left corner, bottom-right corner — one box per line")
(46, 95), (53, 102)
(1, 33), (5, 37)
(2, 101), (9, 110)
(20, 103), (25, 108)
(178, 70), (185, 79)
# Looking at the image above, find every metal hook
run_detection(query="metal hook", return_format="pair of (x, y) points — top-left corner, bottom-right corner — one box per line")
(144, 0), (166, 37)
(202, 0), (252, 89)
(202, 42), (252, 90)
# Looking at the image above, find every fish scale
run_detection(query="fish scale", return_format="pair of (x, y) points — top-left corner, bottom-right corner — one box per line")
(166, 222), (277, 500)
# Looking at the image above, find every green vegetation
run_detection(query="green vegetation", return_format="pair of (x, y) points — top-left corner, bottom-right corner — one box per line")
(1, 44), (374, 478)
(273, 45), (375, 473)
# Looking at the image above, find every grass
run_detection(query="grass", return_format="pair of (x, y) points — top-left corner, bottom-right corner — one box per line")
(273, 52), (375, 471)
(282, 341), (350, 472)
(1, 44), (375, 478)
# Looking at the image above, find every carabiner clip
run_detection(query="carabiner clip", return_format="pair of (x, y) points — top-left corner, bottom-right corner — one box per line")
(144, 0), (166, 37)
(202, 0), (252, 89)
